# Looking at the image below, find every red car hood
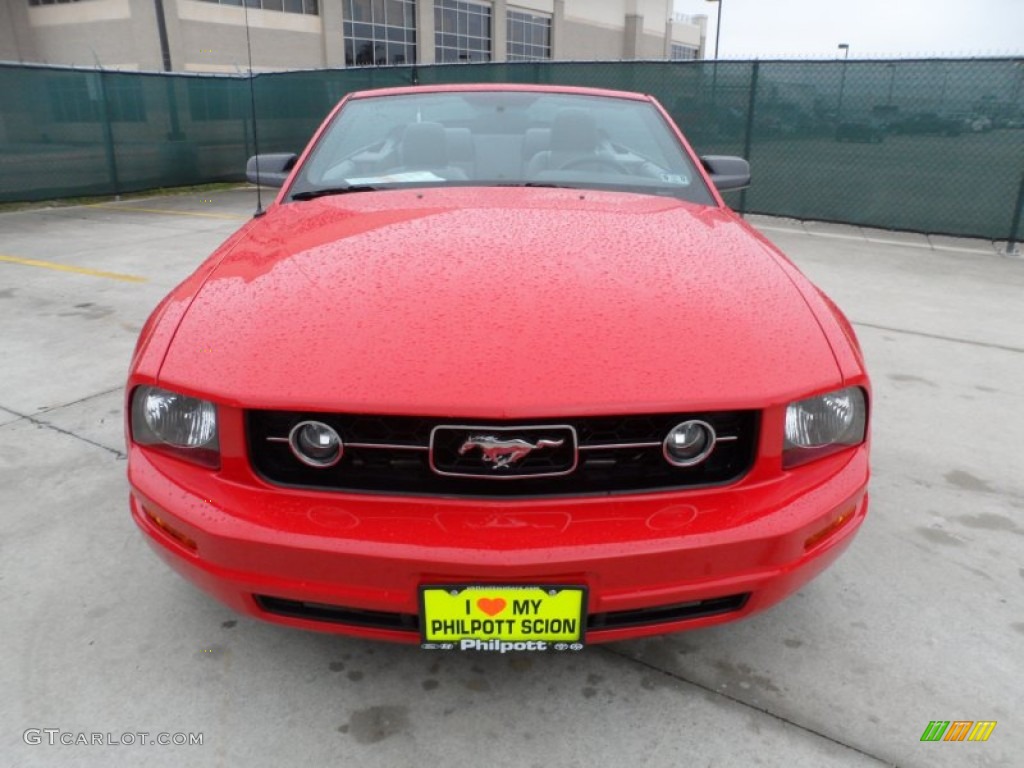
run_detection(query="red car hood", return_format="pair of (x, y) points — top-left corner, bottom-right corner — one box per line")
(159, 188), (840, 416)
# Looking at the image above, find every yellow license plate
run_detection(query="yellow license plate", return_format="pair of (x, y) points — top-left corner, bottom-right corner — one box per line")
(420, 586), (586, 651)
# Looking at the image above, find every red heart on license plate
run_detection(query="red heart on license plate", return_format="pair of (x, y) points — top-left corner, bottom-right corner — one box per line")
(477, 598), (507, 617)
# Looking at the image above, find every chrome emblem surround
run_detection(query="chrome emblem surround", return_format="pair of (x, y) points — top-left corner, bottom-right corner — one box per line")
(429, 424), (578, 479)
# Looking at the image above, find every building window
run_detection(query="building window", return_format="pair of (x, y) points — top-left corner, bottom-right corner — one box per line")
(191, 0), (320, 15)
(434, 0), (491, 63)
(506, 9), (550, 62)
(47, 79), (97, 123)
(188, 79), (247, 121)
(105, 78), (146, 122)
(267, 76), (329, 117)
(47, 77), (145, 123)
(31, 0), (319, 9)
(344, 0), (416, 66)
(670, 43), (698, 61)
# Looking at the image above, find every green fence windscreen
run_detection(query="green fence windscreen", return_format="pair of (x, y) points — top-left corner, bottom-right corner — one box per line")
(1, 59), (1022, 241)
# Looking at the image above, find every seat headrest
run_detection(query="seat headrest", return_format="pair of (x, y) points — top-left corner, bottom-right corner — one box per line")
(551, 109), (598, 152)
(403, 122), (448, 168)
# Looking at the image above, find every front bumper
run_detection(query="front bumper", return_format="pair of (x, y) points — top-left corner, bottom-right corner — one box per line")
(128, 441), (868, 644)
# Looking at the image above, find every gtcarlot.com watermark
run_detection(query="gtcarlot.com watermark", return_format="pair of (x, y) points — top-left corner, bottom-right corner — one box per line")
(24, 729), (203, 747)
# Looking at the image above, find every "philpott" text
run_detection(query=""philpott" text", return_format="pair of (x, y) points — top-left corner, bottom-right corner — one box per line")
(459, 639), (549, 653)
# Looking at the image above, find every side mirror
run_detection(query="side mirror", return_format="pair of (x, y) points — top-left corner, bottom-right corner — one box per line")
(701, 155), (751, 191)
(246, 153), (298, 188)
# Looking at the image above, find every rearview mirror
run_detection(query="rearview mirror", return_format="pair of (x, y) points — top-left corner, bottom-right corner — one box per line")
(701, 155), (751, 191)
(246, 153), (298, 188)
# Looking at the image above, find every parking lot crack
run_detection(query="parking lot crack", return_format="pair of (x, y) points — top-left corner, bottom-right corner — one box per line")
(600, 646), (897, 767)
(0, 405), (126, 459)
(0, 406), (22, 427)
(851, 321), (1024, 354)
(32, 386), (124, 417)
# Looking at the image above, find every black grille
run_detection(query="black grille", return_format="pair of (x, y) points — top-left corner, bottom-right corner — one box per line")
(587, 594), (749, 630)
(254, 596), (419, 632)
(253, 593), (751, 634)
(247, 411), (758, 497)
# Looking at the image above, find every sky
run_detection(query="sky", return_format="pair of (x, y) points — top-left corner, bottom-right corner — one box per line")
(672, 0), (1024, 59)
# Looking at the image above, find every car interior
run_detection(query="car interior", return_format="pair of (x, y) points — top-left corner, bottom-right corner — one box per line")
(291, 93), (715, 204)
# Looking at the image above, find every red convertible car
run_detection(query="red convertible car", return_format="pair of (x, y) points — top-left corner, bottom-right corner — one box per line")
(126, 84), (870, 651)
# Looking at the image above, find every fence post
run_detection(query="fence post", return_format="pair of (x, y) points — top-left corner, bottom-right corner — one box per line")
(738, 59), (759, 214)
(165, 76), (183, 140)
(95, 70), (122, 199)
(242, 114), (251, 161)
(1006, 172), (1024, 256)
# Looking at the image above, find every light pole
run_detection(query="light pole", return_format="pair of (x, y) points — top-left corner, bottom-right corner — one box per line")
(837, 44), (850, 122)
(706, 0), (722, 60)
(705, 0), (723, 126)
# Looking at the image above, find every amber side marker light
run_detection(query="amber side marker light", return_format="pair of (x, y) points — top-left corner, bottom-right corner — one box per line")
(804, 506), (856, 551)
(144, 506), (198, 552)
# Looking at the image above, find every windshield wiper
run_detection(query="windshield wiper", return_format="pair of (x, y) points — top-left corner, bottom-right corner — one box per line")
(496, 182), (581, 189)
(291, 185), (378, 201)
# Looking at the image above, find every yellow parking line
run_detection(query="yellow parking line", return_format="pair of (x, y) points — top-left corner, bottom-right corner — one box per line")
(88, 204), (248, 221)
(0, 254), (147, 283)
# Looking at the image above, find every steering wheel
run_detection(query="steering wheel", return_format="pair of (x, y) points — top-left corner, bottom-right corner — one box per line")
(556, 155), (627, 174)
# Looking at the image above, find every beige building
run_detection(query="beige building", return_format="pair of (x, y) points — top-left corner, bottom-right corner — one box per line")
(0, 0), (707, 73)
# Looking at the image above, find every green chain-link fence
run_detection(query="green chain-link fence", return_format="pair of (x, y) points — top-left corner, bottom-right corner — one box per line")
(2, 58), (1022, 241)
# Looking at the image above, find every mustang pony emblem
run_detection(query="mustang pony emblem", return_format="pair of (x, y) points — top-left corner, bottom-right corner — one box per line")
(458, 436), (565, 470)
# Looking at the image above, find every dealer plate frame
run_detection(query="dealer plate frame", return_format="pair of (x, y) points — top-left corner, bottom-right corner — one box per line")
(419, 585), (588, 651)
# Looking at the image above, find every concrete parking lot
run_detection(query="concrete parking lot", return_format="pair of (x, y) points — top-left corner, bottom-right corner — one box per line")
(2, 187), (1021, 767)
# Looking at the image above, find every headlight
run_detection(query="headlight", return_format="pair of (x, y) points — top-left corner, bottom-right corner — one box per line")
(784, 386), (866, 468)
(131, 385), (219, 467)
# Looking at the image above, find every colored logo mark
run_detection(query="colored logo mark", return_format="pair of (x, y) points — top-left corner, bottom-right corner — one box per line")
(920, 721), (997, 742)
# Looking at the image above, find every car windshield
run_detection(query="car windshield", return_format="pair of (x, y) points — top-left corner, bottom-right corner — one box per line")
(287, 90), (716, 205)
